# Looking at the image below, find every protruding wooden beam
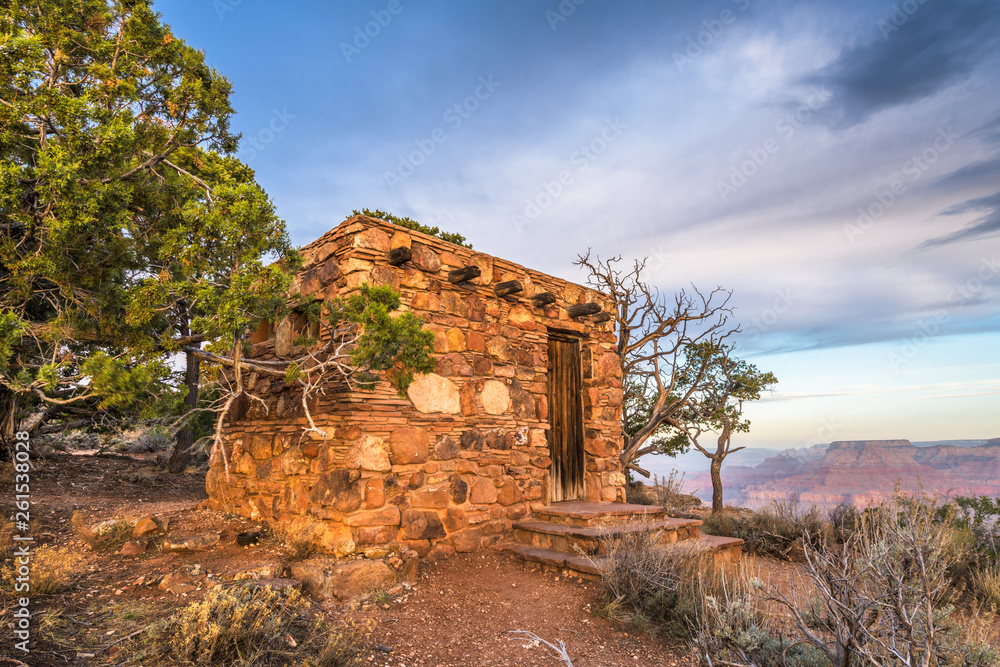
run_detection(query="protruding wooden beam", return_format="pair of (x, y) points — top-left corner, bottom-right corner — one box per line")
(493, 280), (523, 298)
(592, 312), (613, 324)
(567, 303), (601, 318)
(387, 246), (412, 266)
(531, 292), (557, 307)
(448, 266), (482, 283)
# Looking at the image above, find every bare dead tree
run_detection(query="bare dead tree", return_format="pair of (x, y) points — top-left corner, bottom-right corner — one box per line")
(574, 250), (739, 476)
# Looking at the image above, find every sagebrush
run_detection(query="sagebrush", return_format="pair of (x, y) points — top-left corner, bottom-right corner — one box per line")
(697, 493), (998, 666)
(142, 584), (368, 666)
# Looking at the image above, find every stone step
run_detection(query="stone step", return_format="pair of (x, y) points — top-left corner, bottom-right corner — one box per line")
(512, 517), (702, 557)
(500, 534), (743, 580)
(532, 501), (667, 527)
(695, 534), (745, 567)
(498, 543), (604, 580)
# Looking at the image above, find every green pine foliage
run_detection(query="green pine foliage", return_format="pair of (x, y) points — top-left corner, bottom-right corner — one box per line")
(0, 3), (437, 441)
(351, 208), (471, 248)
(327, 284), (434, 396)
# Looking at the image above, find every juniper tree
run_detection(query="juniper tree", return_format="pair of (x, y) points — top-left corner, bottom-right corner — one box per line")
(0, 2), (433, 464)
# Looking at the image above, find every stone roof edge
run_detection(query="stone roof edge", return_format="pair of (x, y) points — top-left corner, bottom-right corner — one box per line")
(300, 215), (604, 298)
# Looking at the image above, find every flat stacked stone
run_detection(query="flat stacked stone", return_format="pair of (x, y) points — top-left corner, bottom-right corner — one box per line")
(206, 215), (626, 559)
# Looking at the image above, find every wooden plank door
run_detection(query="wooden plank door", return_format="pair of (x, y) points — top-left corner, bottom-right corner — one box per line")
(547, 334), (585, 502)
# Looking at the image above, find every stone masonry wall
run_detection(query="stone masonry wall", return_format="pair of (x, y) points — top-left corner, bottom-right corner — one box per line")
(205, 216), (625, 559)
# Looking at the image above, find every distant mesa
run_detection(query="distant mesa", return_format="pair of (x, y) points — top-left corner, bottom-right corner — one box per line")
(685, 438), (1000, 512)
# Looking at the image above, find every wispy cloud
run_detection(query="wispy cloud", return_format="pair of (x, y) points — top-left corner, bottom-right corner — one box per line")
(762, 378), (1000, 402)
(804, 0), (1000, 129)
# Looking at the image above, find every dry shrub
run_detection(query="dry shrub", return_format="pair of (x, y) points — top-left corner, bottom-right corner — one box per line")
(595, 521), (763, 638)
(0, 545), (85, 595)
(627, 471), (698, 513)
(130, 427), (174, 453)
(698, 492), (998, 666)
(972, 564), (1000, 610)
(0, 516), (13, 555)
(142, 584), (368, 666)
(826, 502), (859, 544)
(703, 496), (830, 559)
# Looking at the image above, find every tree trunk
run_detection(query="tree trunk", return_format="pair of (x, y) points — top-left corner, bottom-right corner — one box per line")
(168, 345), (200, 474)
(710, 456), (724, 514)
(0, 387), (16, 459)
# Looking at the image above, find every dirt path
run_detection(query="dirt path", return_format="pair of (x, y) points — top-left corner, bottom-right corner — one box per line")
(364, 551), (696, 666)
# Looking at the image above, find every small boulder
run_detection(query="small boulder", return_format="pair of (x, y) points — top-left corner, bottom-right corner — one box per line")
(161, 532), (221, 553)
(290, 557), (396, 602)
(132, 514), (165, 538)
(157, 571), (202, 595)
(119, 540), (148, 556)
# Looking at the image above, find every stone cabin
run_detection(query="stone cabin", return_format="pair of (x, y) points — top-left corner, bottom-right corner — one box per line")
(205, 215), (626, 559)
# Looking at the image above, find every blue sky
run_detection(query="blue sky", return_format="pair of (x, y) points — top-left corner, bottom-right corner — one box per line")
(157, 0), (999, 450)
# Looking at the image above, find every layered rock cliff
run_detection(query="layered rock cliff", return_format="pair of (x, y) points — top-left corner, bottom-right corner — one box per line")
(688, 439), (1000, 511)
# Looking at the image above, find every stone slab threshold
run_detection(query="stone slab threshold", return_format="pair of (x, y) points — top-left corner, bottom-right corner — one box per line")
(513, 517), (702, 540)
(532, 501), (668, 524)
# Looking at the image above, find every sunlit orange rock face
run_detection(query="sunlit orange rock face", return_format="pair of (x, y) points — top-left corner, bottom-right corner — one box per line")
(694, 439), (1000, 512)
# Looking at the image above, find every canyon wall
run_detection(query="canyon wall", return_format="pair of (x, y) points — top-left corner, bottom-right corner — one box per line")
(687, 439), (1000, 511)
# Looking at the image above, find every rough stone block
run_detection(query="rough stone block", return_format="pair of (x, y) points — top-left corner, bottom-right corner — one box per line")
(250, 434), (274, 460)
(365, 477), (386, 509)
(451, 529), (481, 553)
(346, 435), (391, 472)
(400, 509), (446, 540)
(486, 337), (514, 363)
(355, 525), (395, 545)
(497, 480), (523, 506)
(342, 506), (401, 527)
(406, 373), (460, 414)
(449, 475), (468, 504)
(469, 478), (498, 504)
(446, 327), (466, 351)
(390, 230), (411, 249)
(291, 557), (395, 602)
(507, 305), (536, 330)
(353, 228), (390, 252)
(443, 507), (467, 532)
(410, 243), (441, 272)
(481, 380), (511, 415)
(433, 435), (460, 461)
(466, 330), (485, 352)
(411, 487), (450, 508)
(388, 427), (430, 465)
(411, 292), (440, 312)
(311, 469), (363, 513)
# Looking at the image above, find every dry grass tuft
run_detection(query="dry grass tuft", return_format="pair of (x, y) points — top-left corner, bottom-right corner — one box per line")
(141, 584), (369, 666)
(272, 522), (319, 561)
(972, 563), (1000, 610)
(71, 511), (133, 551)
